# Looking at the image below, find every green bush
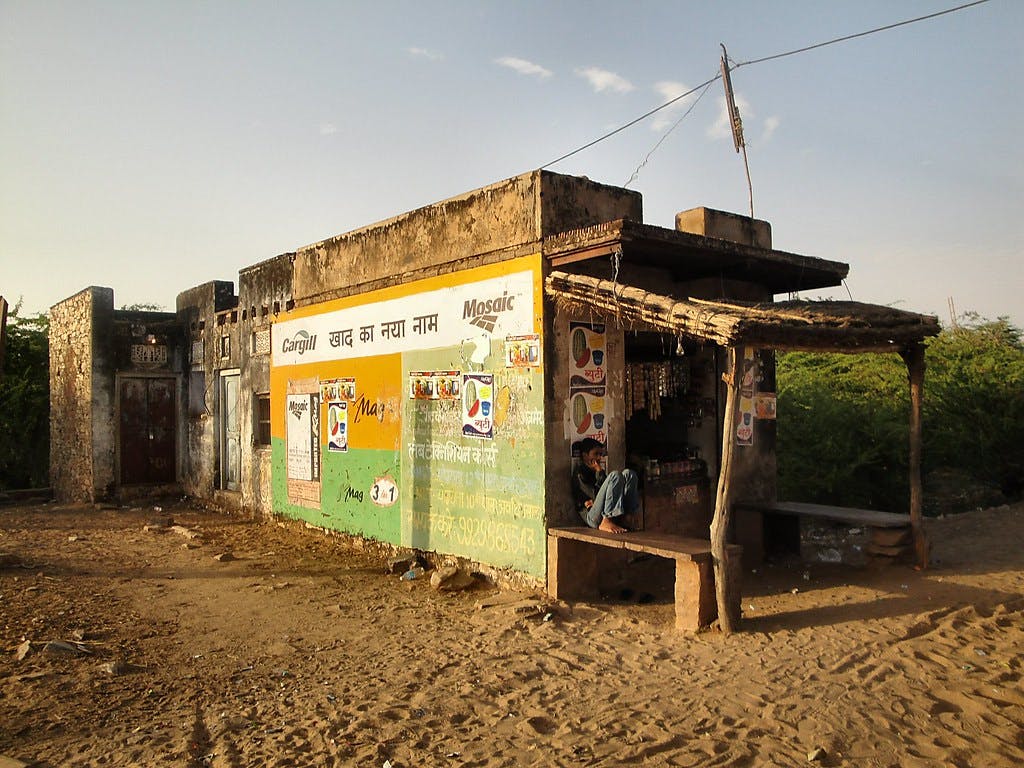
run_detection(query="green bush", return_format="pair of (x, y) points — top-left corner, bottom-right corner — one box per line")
(777, 315), (1024, 514)
(0, 306), (50, 490)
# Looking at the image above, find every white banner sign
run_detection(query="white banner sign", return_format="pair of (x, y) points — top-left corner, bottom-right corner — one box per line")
(272, 270), (535, 366)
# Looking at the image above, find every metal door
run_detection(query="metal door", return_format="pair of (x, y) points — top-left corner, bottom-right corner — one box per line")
(219, 372), (241, 491)
(119, 377), (177, 484)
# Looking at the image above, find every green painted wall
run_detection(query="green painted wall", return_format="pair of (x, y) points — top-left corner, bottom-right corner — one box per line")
(400, 343), (547, 577)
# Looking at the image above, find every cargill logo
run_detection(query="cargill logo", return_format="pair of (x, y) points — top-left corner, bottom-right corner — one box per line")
(281, 330), (317, 356)
(462, 291), (516, 333)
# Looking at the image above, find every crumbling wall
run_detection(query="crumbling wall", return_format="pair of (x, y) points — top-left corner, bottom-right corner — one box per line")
(290, 171), (643, 307)
(49, 287), (114, 502)
(176, 280), (237, 501)
(238, 254), (294, 517)
(540, 172), (643, 234)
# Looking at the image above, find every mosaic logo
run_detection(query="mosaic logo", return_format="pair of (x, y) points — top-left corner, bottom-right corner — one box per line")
(462, 290), (516, 333)
(281, 329), (317, 356)
(288, 398), (309, 420)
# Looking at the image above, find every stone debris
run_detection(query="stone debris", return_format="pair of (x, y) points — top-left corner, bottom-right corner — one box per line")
(386, 555), (418, 575)
(807, 747), (826, 762)
(42, 640), (92, 656)
(100, 659), (140, 676)
(0, 755), (32, 768)
(430, 565), (475, 592)
(14, 640), (31, 661)
(170, 525), (201, 540)
(213, 552), (236, 562)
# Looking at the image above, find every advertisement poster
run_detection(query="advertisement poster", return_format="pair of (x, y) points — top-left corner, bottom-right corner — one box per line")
(569, 322), (606, 389)
(274, 269), (535, 367)
(505, 334), (541, 368)
(327, 400), (348, 453)
(736, 348), (757, 445)
(286, 393), (321, 480)
(462, 372), (494, 439)
(338, 377), (356, 401)
(569, 390), (607, 444)
(754, 393), (777, 420)
(409, 371), (462, 400)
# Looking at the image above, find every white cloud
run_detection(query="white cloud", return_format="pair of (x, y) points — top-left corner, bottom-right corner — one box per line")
(319, 122), (337, 136)
(575, 66), (634, 94)
(761, 116), (780, 143)
(408, 47), (444, 61)
(650, 80), (693, 132)
(495, 56), (552, 79)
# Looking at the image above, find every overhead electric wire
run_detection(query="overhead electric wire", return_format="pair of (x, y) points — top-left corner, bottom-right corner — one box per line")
(539, 0), (992, 170)
(732, 0), (991, 69)
(540, 74), (721, 170)
(622, 77), (718, 188)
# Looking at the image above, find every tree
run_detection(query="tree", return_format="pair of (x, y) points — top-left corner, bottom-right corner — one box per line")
(777, 315), (1024, 514)
(0, 301), (50, 490)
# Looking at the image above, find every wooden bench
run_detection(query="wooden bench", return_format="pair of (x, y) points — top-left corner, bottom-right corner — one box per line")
(736, 501), (914, 561)
(547, 527), (742, 631)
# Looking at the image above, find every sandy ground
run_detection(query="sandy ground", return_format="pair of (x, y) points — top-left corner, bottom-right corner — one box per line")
(1, 500), (1022, 768)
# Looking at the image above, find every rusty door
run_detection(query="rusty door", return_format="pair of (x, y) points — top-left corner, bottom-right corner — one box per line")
(119, 377), (177, 484)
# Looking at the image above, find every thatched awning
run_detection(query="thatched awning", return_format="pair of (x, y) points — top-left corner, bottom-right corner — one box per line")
(546, 271), (940, 353)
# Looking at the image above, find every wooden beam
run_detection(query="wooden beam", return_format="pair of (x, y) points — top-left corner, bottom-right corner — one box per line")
(901, 343), (929, 569)
(710, 345), (742, 632)
(547, 244), (621, 267)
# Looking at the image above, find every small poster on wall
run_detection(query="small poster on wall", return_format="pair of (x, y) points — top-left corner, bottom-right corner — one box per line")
(338, 377), (356, 400)
(409, 371), (436, 400)
(327, 400), (348, 452)
(462, 372), (494, 439)
(754, 393), (777, 419)
(569, 322), (606, 389)
(409, 371), (462, 400)
(505, 334), (541, 368)
(286, 393), (321, 480)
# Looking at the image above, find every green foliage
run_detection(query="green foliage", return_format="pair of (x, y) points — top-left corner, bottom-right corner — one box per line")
(777, 315), (1024, 514)
(0, 303), (50, 490)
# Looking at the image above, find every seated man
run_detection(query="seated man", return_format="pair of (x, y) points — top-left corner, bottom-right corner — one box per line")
(572, 438), (641, 534)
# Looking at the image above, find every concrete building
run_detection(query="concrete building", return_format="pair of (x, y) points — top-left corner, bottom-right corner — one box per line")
(50, 170), (935, 593)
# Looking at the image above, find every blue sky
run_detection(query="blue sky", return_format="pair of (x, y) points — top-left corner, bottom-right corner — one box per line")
(2, 1), (1021, 326)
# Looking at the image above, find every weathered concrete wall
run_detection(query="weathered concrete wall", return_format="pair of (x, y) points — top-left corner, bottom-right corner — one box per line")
(675, 207), (772, 249)
(238, 254), (294, 517)
(292, 174), (541, 305)
(291, 171), (643, 307)
(50, 287), (188, 501)
(544, 304), (627, 528)
(540, 172), (642, 235)
(176, 280), (237, 501)
(50, 287), (112, 502)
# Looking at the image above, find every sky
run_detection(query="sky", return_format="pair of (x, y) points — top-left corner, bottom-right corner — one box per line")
(2, 0), (1021, 327)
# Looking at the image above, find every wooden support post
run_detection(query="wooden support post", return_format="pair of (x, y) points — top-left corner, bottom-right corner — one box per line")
(901, 343), (929, 569)
(710, 345), (742, 632)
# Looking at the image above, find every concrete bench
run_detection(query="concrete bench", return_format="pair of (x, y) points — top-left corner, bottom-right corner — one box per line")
(736, 501), (914, 560)
(547, 527), (742, 631)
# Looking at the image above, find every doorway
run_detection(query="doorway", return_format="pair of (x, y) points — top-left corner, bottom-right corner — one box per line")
(219, 370), (241, 491)
(119, 376), (177, 485)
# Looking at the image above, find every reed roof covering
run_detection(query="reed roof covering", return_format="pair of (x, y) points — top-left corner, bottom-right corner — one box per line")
(546, 271), (940, 352)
